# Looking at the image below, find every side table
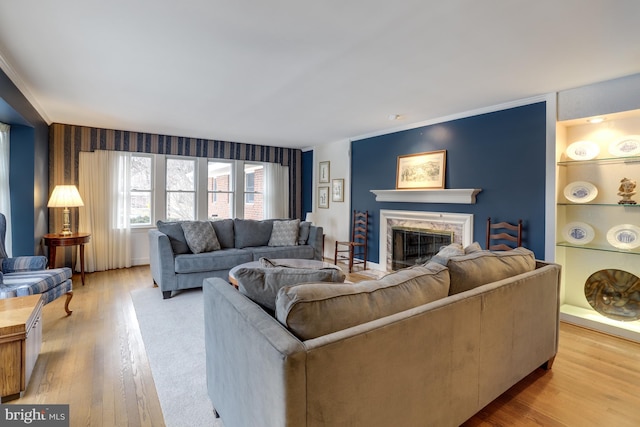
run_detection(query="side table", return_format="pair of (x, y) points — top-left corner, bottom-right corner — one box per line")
(44, 232), (91, 286)
(0, 294), (44, 402)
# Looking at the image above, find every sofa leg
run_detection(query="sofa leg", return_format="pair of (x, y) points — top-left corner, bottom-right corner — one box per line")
(541, 356), (555, 370)
(64, 291), (73, 316)
(162, 291), (172, 299)
(213, 408), (220, 418)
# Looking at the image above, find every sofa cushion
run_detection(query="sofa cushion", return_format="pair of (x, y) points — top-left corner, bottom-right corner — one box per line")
(446, 247), (536, 296)
(464, 241), (483, 254)
(235, 263), (345, 311)
(211, 218), (235, 249)
(298, 221), (311, 245)
(234, 219), (274, 248)
(156, 220), (191, 254)
(249, 245), (315, 261)
(275, 262), (450, 340)
(268, 219), (300, 247)
(174, 248), (253, 274)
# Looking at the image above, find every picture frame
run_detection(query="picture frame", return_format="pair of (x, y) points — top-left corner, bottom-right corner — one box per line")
(318, 186), (329, 208)
(332, 178), (344, 202)
(396, 150), (446, 189)
(319, 161), (330, 183)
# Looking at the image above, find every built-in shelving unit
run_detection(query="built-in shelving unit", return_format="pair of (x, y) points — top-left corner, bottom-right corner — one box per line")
(369, 188), (482, 204)
(556, 110), (640, 342)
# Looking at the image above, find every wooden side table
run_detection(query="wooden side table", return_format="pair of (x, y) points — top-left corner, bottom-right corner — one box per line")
(0, 295), (44, 402)
(44, 232), (91, 286)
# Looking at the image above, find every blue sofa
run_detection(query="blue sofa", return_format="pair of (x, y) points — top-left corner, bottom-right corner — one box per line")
(148, 218), (324, 299)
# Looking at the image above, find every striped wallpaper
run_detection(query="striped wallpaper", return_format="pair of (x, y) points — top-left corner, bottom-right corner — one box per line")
(49, 123), (303, 236)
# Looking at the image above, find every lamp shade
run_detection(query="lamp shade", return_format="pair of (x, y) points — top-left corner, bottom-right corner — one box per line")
(47, 185), (84, 208)
(305, 212), (315, 224)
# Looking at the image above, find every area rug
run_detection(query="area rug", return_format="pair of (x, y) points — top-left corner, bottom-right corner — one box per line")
(131, 287), (223, 427)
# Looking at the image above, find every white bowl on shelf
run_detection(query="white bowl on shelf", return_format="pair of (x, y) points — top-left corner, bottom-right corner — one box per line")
(565, 140), (600, 161)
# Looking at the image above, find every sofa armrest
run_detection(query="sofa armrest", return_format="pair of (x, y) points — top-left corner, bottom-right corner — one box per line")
(148, 229), (177, 292)
(308, 226), (324, 260)
(2, 256), (48, 273)
(203, 278), (307, 427)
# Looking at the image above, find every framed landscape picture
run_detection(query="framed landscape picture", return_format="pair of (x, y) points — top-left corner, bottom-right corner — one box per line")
(332, 179), (344, 202)
(319, 161), (330, 183)
(318, 186), (329, 208)
(396, 150), (446, 189)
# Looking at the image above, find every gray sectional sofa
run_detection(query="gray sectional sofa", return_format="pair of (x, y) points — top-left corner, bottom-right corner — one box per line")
(203, 246), (562, 427)
(148, 218), (323, 299)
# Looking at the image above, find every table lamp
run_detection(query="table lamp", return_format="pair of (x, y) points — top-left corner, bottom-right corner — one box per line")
(47, 185), (84, 236)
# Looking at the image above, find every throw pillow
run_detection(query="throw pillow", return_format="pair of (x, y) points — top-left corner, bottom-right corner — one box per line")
(156, 220), (191, 254)
(268, 219), (300, 247)
(235, 265), (345, 311)
(428, 242), (464, 266)
(464, 242), (483, 254)
(275, 262), (449, 340)
(180, 221), (221, 254)
(447, 247), (536, 296)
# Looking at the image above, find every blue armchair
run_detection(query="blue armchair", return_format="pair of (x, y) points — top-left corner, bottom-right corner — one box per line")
(0, 213), (74, 315)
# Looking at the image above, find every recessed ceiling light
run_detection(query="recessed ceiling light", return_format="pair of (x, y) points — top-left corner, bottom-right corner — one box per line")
(588, 117), (605, 124)
(388, 114), (401, 121)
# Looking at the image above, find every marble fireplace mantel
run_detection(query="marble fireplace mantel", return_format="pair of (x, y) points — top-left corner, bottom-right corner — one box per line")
(370, 188), (482, 204)
(380, 210), (474, 271)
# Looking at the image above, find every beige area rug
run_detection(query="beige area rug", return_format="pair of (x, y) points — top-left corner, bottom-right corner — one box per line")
(131, 287), (224, 427)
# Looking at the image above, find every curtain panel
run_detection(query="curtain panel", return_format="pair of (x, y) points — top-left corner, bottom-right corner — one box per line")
(77, 150), (132, 272)
(0, 122), (11, 257)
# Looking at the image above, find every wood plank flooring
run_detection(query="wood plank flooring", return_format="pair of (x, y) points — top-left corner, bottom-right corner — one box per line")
(8, 266), (640, 426)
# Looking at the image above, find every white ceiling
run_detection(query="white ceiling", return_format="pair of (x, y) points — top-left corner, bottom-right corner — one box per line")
(1, 0), (639, 149)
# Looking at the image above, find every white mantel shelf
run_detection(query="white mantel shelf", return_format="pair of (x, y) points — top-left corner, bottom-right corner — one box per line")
(370, 188), (482, 204)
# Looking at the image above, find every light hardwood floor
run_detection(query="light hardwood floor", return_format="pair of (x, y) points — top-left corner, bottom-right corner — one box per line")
(9, 266), (640, 426)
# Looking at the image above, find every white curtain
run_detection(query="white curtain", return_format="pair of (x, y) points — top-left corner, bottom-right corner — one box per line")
(0, 123), (11, 257)
(77, 150), (132, 272)
(264, 162), (289, 219)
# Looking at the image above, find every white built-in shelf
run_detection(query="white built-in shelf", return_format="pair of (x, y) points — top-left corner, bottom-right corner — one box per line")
(370, 188), (482, 204)
(560, 304), (640, 343)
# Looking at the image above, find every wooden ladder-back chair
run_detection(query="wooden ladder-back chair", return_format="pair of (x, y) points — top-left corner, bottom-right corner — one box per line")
(486, 217), (523, 251)
(334, 210), (369, 273)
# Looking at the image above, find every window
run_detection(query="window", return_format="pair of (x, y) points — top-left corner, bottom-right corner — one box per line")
(244, 163), (264, 220)
(166, 157), (196, 221)
(130, 154), (153, 226)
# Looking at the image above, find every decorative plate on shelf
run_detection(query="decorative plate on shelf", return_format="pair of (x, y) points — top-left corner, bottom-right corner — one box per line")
(565, 140), (600, 160)
(584, 269), (640, 322)
(562, 222), (595, 245)
(608, 135), (640, 157)
(563, 181), (598, 203)
(606, 224), (640, 250)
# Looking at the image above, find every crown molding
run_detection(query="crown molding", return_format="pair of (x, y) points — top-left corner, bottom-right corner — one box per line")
(0, 51), (51, 124)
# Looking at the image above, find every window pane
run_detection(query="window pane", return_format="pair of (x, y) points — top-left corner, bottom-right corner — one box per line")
(131, 156), (151, 190)
(130, 155), (152, 225)
(167, 158), (195, 191)
(130, 193), (151, 224)
(208, 161), (233, 219)
(167, 192), (195, 221)
(244, 192), (263, 220)
(244, 163), (264, 220)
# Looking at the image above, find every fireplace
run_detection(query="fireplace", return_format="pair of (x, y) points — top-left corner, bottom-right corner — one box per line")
(392, 227), (453, 270)
(380, 210), (473, 271)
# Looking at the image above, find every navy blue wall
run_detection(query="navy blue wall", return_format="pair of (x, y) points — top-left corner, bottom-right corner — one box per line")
(351, 102), (547, 262)
(302, 150), (313, 217)
(0, 68), (49, 256)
